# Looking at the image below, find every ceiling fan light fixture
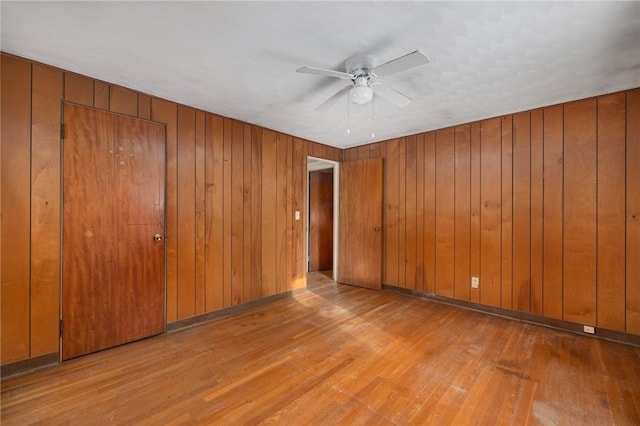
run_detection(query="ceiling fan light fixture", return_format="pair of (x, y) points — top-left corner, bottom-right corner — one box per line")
(350, 85), (373, 105)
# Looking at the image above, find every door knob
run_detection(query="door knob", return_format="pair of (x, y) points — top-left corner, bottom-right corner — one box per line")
(374, 226), (381, 232)
(153, 233), (164, 242)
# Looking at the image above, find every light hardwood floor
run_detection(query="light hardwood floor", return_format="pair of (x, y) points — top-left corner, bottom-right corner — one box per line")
(2, 273), (639, 425)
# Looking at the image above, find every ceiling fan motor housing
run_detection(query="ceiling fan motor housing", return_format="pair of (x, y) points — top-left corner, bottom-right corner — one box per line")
(346, 54), (376, 104)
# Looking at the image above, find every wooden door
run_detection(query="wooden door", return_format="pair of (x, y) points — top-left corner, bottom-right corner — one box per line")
(309, 170), (334, 271)
(62, 103), (165, 360)
(338, 158), (383, 289)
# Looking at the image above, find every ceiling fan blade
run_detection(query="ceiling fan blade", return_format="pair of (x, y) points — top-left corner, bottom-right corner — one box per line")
(371, 50), (430, 77)
(374, 83), (412, 108)
(297, 66), (353, 80)
(316, 85), (351, 112)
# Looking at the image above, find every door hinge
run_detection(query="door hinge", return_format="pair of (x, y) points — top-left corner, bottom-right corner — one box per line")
(60, 123), (65, 139)
(59, 319), (63, 338)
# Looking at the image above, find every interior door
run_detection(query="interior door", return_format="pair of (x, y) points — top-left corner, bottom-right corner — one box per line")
(338, 158), (383, 289)
(309, 170), (334, 271)
(62, 103), (165, 360)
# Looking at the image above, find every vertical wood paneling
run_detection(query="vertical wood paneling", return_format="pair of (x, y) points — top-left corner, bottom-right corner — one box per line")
(222, 119), (233, 306)
(530, 110), (544, 315)
(480, 118), (502, 307)
(454, 125), (471, 301)
(177, 105), (196, 319)
(424, 132), (436, 294)
(1, 56), (32, 363)
(151, 98), (178, 322)
(405, 136), (417, 290)
(542, 105), (563, 320)
(195, 111), (206, 314)
(501, 116), (513, 309)
(512, 112), (531, 312)
(231, 120), (244, 305)
(261, 130), (277, 296)
(398, 138), (407, 287)
(110, 86), (138, 117)
(205, 114), (224, 311)
(64, 72), (93, 106)
(435, 128), (455, 297)
(470, 123), (481, 304)
(250, 127), (263, 300)
(626, 89), (640, 334)
(563, 99), (597, 325)
(415, 134), (425, 291)
(597, 93), (626, 331)
(4, 52), (640, 369)
(243, 124), (253, 301)
(30, 64), (63, 357)
(384, 139), (399, 286)
(276, 133), (288, 293)
(93, 81), (109, 110)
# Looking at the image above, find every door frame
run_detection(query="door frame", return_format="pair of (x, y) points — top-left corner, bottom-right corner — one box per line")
(306, 156), (340, 281)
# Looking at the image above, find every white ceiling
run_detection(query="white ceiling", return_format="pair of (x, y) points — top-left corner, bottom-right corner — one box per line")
(2, 2), (639, 148)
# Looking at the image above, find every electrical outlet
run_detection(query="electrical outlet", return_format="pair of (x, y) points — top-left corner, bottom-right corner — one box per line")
(583, 325), (595, 334)
(471, 277), (479, 289)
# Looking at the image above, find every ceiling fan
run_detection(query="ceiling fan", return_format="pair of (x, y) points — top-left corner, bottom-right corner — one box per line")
(297, 50), (430, 112)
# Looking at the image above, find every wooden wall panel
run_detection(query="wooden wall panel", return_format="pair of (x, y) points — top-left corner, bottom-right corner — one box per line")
(195, 111), (206, 314)
(64, 72), (93, 106)
(1, 56), (32, 363)
(110, 86), (138, 117)
(405, 136), (417, 289)
(243, 124), (253, 301)
(435, 128), (455, 297)
(480, 118), (502, 307)
(250, 127), (263, 300)
(93, 81), (109, 110)
(292, 138), (306, 290)
(454, 125), (471, 301)
(205, 114), (224, 311)
(627, 89), (640, 334)
(231, 121), (245, 305)
(542, 105), (563, 320)
(470, 123), (481, 304)
(530, 110), (544, 315)
(597, 93), (626, 331)
(177, 106), (197, 319)
(261, 130), (277, 297)
(222, 119), (233, 306)
(501, 116), (513, 309)
(151, 98), (178, 322)
(276, 134), (288, 294)
(563, 99), (597, 325)
(398, 138), (407, 287)
(285, 136), (294, 291)
(30, 64), (63, 356)
(415, 135), (425, 292)
(423, 132), (436, 294)
(512, 112), (531, 312)
(138, 94), (151, 120)
(384, 139), (399, 286)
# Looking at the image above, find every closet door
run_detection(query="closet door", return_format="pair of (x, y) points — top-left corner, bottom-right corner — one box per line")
(62, 103), (165, 360)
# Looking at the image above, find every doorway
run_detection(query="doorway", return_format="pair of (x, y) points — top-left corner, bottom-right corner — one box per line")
(307, 157), (339, 281)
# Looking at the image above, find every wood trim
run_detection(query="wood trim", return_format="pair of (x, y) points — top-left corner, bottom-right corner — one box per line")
(166, 288), (306, 332)
(1, 352), (58, 380)
(382, 285), (640, 347)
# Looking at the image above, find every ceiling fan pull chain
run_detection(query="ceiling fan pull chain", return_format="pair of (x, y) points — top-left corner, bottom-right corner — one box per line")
(347, 94), (351, 134)
(371, 95), (375, 138)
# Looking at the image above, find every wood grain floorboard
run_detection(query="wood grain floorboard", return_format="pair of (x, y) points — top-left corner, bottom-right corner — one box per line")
(2, 273), (639, 425)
